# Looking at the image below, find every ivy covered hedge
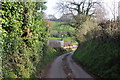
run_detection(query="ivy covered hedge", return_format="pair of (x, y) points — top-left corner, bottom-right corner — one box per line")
(2, 2), (51, 78)
(0, 35), (1, 78)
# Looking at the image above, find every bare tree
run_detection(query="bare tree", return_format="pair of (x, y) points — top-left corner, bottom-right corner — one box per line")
(94, 2), (107, 22)
(56, 0), (100, 28)
(105, 0), (118, 21)
(56, 0), (98, 45)
(57, 0), (97, 15)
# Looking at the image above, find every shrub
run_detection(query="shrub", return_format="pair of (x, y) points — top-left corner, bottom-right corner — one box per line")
(2, 2), (49, 78)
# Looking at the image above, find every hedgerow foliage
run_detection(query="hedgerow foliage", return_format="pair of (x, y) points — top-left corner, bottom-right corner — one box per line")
(2, 2), (49, 78)
(73, 18), (120, 78)
(0, 2), (2, 78)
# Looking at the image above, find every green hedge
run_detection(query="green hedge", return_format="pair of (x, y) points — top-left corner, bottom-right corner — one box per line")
(2, 2), (49, 78)
(73, 39), (120, 78)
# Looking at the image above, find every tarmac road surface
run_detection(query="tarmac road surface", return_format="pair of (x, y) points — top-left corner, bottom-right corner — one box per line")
(46, 51), (93, 79)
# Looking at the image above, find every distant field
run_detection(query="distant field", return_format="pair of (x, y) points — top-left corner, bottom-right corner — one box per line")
(49, 37), (78, 46)
(49, 21), (77, 45)
(50, 21), (75, 37)
(49, 37), (72, 41)
(51, 21), (74, 31)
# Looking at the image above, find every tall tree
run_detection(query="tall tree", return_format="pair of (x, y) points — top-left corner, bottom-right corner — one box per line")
(35, 2), (47, 12)
(56, 0), (98, 45)
(94, 2), (106, 22)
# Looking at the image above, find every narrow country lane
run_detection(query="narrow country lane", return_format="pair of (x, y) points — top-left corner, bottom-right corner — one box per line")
(45, 54), (67, 78)
(66, 52), (92, 78)
(45, 51), (94, 79)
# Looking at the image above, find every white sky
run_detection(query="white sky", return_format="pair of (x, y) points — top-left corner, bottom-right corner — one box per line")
(44, 0), (120, 19)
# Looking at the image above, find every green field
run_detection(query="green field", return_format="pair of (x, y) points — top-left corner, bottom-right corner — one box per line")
(50, 21), (75, 38)
(49, 37), (72, 41)
(51, 21), (75, 31)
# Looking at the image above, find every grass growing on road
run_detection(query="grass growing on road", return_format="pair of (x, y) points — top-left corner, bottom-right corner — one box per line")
(73, 39), (120, 78)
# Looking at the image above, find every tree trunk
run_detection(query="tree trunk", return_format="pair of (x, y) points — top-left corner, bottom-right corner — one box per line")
(76, 39), (81, 47)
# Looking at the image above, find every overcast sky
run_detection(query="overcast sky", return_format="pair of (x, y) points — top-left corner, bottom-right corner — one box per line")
(44, 0), (120, 19)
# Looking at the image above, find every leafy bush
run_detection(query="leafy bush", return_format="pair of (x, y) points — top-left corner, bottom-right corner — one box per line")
(73, 17), (120, 78)
(2, 2), (50, 78)
(73, 39), (120, 78)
